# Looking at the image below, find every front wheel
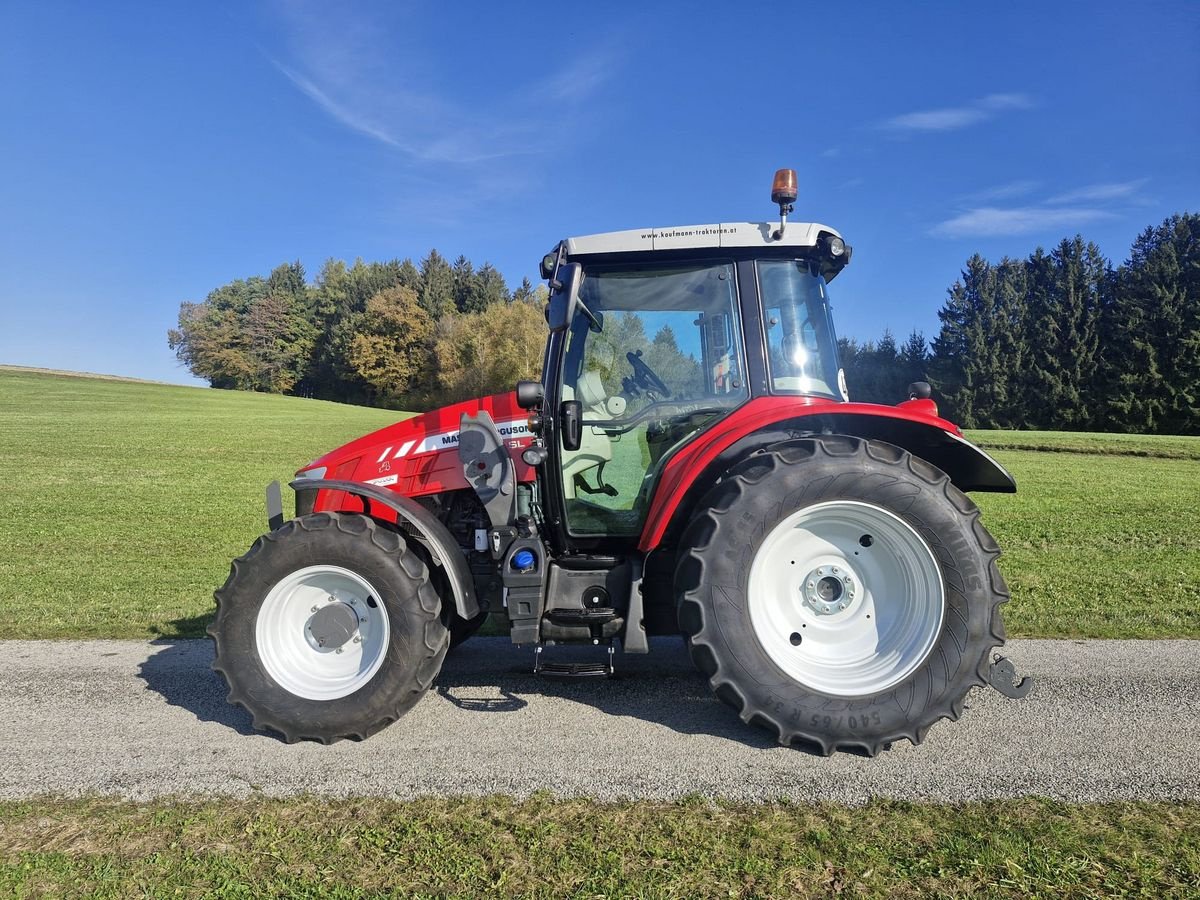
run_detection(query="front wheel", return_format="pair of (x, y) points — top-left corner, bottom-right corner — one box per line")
(674, 436), (1008, 756)
(209, 512), (449, 743)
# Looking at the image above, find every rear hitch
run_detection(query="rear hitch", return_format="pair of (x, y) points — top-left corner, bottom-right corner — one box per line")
(987, 654), (1033, 699)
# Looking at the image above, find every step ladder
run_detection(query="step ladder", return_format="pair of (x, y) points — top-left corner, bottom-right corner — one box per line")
(533, 643), (615, 678)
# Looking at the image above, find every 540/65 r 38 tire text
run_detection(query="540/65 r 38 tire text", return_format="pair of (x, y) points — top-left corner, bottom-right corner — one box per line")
(675, 436), (1008, 756)
(209, 512), (449, 744)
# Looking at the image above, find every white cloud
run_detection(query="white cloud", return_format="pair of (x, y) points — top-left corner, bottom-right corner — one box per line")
(273, 61), (404, 151)
(961, 180), (1041, 203)
(266, 4), (618, 166)
(934, 173), (1148, 238)
(883, 107), (987, 132)
(1046, 179), (1149, 204)
(931, 206), (1117, 238)
(926, 207), (1113, 240)
(978, 93), (1035, 111)
(880, 93), (1035, 133)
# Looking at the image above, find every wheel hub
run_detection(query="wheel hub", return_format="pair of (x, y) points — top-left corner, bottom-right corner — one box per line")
(306, 600), (361, 651)
(255, 565), (390, 701)
(801, 565), (857, 616)
(747, 500), (945, 697)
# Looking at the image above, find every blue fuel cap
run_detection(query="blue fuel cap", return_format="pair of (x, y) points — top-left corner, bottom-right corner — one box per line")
(512, 549), (536, 571)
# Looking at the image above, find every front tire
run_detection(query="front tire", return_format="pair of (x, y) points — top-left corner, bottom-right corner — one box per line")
(209, 512), (449, 743)
(675, 436), (1007, 756)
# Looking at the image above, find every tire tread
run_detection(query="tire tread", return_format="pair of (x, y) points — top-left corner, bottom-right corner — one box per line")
(675, 436), (1007, 756)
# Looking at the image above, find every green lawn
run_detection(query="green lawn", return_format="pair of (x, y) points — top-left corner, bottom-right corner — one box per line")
(1, 366), (1197, 639)
(2, 796), (1196, 898)
(0, 367), (401, 639)
(966, 428), (1200, 460)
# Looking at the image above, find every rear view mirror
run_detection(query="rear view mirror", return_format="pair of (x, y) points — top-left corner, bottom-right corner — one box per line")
(547, 263), (583, 333)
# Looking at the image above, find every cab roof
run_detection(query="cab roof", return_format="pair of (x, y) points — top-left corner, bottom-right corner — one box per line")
(564, 221), (843, 257)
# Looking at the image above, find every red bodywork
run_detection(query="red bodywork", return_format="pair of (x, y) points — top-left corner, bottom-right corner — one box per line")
(302, 391), (958, 552)
(302, 392), (538, 520)
(638, 395), (953, 550)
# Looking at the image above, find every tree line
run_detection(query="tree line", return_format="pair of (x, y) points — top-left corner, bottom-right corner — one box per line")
(169, 251), (548, 409)
(171, 212), (1198, 434)
(841, 212), (1199, 435)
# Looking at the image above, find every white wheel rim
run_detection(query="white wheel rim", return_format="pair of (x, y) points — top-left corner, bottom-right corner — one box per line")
(255, 565), (391, 701)
(747, 500), (944, 697)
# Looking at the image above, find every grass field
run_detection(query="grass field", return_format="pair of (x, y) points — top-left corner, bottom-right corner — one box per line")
(0, 367), (401, 639)
(966, 428), (1200, 460)
(1, 366), (1198, 639)
(1, 796), (1197, 898)
(3, 368), (1198, 896)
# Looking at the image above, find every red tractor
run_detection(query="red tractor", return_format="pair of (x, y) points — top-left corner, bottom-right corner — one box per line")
(210, 169), (1030, 755)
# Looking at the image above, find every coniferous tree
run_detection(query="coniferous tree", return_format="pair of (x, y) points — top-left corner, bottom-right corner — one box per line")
(1113, 214), (1200, 433)
(451, 255), (475, 313)
(929, 255), (993, 427)
(1016, 247), (1061, 429)
(396, 258), (421, 292)
(419, 250), (454, 320)
(512, 276), (537, 303)
(472, 262), (510, 312)
(1054, 238), (1106, 428)
(899, 330), (929, 389)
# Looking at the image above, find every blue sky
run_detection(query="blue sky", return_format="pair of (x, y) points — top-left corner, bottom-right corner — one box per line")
(1, 1), (1196, 386)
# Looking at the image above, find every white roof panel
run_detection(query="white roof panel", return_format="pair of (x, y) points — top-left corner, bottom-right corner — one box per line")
(564, 221), (841, 257)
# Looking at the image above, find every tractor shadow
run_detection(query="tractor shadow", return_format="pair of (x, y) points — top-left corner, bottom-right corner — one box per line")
(137, 635), (808, 753)
(435, 637), (787, 752)
(137, 639), (258, 736)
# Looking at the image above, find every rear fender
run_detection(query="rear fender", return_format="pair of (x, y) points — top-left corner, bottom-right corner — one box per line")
(289, 478), (480, 620)
(642, 410), (1015, 552)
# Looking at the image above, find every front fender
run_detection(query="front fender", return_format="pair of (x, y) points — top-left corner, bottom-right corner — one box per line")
(289, 478), (480, 620)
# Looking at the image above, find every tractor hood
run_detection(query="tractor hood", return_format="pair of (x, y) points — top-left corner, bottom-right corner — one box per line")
(297, 392), (537, 499)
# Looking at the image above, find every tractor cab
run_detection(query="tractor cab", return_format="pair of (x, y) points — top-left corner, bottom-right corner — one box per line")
(531, 210), (854, 556)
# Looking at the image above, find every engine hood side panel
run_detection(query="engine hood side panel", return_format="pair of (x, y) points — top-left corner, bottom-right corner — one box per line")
(302, 392), (537, 500)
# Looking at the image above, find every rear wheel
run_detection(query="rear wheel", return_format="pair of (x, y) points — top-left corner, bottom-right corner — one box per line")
(675, 436), (1007, 756)
(209, 512), (449, 743)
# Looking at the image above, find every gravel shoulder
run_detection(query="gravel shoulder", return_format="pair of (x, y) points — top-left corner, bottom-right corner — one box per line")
(1, 637), (1197, 803)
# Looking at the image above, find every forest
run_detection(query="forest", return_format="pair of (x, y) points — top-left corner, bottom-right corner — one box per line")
(169, 212), (1199, 434)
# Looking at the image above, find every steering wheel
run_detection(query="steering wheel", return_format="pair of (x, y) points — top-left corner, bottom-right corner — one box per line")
(626, 350), (671, 398)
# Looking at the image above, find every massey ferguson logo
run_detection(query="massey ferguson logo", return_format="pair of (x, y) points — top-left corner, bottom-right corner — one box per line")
(400, 419), (533, 457)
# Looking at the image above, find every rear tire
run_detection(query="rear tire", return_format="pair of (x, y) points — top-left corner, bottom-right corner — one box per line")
(674, 436), (1007, 756)
(209, 512), (449, 743)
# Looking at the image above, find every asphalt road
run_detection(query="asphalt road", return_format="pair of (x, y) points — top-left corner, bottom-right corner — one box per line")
(1, 637), (1196, 803)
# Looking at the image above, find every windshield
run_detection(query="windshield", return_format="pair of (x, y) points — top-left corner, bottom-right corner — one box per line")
(757, 259), (843, 399)
(559, 261), (748, 537)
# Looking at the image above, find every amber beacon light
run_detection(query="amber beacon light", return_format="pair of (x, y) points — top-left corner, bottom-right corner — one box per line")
(771, 168), (798, 239)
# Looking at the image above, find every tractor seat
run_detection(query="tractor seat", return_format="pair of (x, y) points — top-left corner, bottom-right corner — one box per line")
(576, 370), (626, 419)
